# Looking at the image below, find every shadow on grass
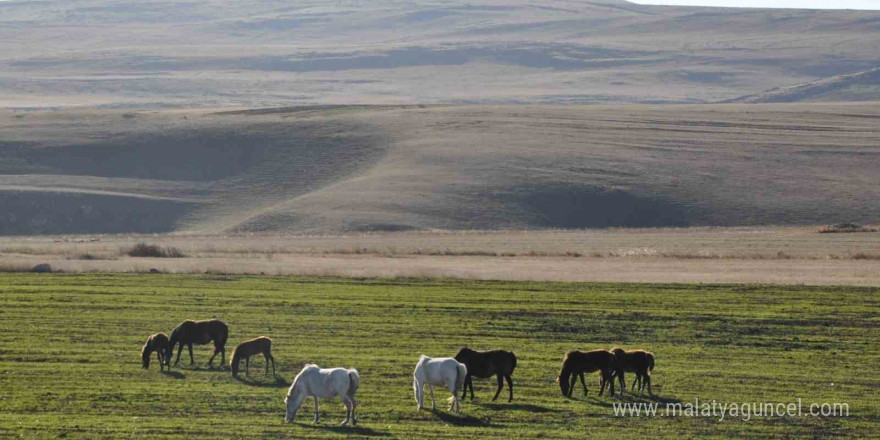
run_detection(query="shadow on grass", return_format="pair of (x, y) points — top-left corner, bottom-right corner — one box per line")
(173, 364), (228, 372)
(480, 402), (562, 413)
(431, 409), (496, 427)
(160, 370), (186, 379)
(572, 392), (680, 408)
(235, 375), (290, 388)
(293, 423), (389, 436)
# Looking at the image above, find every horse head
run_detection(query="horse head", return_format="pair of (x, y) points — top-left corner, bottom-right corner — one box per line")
(453, 347), (472, 362)
(557, 372), (569, 396)
(141, 343), (151, 369)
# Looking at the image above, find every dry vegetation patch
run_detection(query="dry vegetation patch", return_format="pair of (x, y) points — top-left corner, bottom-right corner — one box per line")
(123, 242), (185, 258)
(819, 223), (878, 234)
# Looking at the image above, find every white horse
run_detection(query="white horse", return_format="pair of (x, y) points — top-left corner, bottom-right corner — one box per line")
(413, 355), (467, 414)
(284, 364), (359, 425)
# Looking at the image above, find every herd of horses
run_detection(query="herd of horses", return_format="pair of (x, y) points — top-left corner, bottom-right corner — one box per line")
(141, 319), (656, 425)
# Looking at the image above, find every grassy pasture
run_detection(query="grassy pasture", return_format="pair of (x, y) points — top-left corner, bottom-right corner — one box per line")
(0, 274), (877, 439)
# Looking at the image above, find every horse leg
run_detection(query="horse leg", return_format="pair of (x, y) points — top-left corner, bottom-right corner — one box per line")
(351, 395), (358, 425)
(468, 375), (475, 401)
(492, 373), (504, 401)
(579, 372), (588, 396)
(617, 371), (625, 396)
(567, 373), (576, 397)
(646, 373), (653, 396)
(342, 397), (352, 425)
(245, 356), (250, 376)
(207, 345), (217, 367)
(263, 352), (270, 374)
(188, 343), (195, 366)
(606, 370), (615, 397)
(156, 352), (164, 371)
(461, 374), (469, 400)
(632, 374), (640, 392)
(174, 342), (184, 366)
(506, 375), (514, 402)
(428, 384), (436, 410)
(313, 395), (320, 424)
(269, 353), (276, 376)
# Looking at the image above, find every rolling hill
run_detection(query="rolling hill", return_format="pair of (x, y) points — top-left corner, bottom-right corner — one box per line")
(2, 103), (878, 234)
(1, 0), (879, 108)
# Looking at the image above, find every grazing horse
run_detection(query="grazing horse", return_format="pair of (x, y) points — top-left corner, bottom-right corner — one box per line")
(454, 347), (517, 402)
(556, 350), (616, 398)
(166, 319), (228, 368)
(230, 336), (276, 377)
(284, 364), (359, 425)
(611, 348), (655, 395)
(141, 333), (169, 370)
(413, 355), (467, 414)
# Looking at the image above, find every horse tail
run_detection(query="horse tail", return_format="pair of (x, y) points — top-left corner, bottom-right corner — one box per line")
(455, 362), (467, 395)
(510, 352), (518, 372)
(647, 353), (654, 375)
(347, 369), (360, 399)
(216, 322), (229, 348)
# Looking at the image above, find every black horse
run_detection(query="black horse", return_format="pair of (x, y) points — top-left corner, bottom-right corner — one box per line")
(557, 349), (615, 398)
(454, 347), (517, 402)
(166, 319), (229, 368)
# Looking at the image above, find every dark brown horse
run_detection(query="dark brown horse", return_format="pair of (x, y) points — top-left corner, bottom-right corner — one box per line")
(166, 319), (228, 368)
(141, 333), (169, 370)
(230, 336), (276, 377)
(453, 347), (517, 402)
(611, 348), (655, 395)
(556, 350), (616, 397)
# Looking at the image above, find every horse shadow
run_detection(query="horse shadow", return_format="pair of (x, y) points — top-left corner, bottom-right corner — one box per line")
(295, 423), (390, 437)
(174, 364), (228, 372)
(160, 370), (186, 379)
(235, 375), (290, 388)
(479, 402), (562, 413)
(431, 409), (497, 427)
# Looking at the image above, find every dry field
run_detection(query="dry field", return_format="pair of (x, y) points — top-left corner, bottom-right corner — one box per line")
(2, 226), (878, 285)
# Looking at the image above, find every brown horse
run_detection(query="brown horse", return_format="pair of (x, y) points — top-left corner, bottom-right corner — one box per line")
(141, 333), (169, 370)
(611, 348), (655, 395)
(166, 319), (229, 368)
(453, 347), (517, 402)
(230, 336), (276, 377)
(556, 350), (616, 397)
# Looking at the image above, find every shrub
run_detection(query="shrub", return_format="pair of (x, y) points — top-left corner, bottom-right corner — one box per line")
(819, 223), (877, 233)
(125, 243), (185, 258)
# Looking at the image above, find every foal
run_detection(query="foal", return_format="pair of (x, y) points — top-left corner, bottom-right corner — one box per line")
(556, 350), (616, 398)
(611, 348), (655, 395)
(141, 333), (169, 371)
(230, 336), (276, 377)
(454, 347), (517, 402)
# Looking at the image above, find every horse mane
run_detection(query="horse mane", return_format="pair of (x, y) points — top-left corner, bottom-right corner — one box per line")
(289, 364), (320, 397)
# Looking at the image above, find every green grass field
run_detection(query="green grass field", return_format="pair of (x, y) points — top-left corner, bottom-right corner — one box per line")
(0, 274), (877, 439)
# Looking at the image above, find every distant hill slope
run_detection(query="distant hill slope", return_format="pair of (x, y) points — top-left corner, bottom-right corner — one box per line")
(1, 104), (878, 234)
(2, 0), (880, 107)
(727, 67), (880, 103)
